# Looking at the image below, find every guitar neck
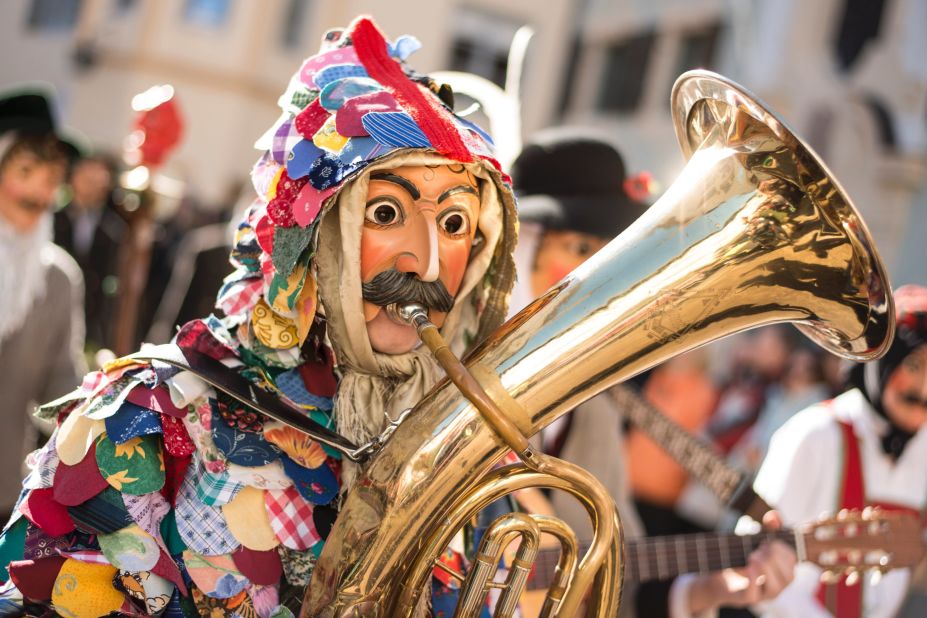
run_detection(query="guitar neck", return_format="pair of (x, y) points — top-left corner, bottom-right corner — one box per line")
(624, 529), (794, 583)
(528, 529), (796, 589)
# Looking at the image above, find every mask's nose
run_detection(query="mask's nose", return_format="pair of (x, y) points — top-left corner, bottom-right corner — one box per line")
(395, 208), (440, 282)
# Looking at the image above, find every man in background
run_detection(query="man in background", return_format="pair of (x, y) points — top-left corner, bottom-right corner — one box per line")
(53, 151), (125, 351)
(0, 89), (86, 515)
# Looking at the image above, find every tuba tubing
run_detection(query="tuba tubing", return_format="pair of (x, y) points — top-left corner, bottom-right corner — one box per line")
(302, 70), (894, 616)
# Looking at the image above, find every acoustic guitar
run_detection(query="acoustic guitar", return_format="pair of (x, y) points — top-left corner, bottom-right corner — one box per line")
(519, 509), (925, 615)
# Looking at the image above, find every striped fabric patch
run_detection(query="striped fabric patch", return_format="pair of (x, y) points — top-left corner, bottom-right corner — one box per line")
(361, 111), (431, 148)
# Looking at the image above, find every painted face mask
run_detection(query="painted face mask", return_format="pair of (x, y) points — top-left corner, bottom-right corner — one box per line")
(1, 16), (518, 617)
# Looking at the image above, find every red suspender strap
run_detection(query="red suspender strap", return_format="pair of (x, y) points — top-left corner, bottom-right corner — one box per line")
(816, 419), (864, 618)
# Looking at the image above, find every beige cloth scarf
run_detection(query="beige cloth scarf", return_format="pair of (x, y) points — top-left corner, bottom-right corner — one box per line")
(315, 150), (517, 485)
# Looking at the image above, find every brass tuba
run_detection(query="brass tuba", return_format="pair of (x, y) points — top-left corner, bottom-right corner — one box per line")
(301, 70), (895, 616)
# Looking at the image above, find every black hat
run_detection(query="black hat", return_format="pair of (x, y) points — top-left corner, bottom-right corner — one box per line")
(0, 88), (82, 159)
(511, 129), (648, 238)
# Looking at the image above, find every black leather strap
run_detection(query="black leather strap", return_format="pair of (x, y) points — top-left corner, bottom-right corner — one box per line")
(609, 384), (773, 520)
(128, 344), (365, 461)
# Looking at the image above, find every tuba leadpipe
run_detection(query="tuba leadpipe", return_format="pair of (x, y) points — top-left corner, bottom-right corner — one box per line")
(302, 70), (894, 616)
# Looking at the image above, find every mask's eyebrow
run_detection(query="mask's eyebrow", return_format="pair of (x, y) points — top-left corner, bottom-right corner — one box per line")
(370, 172), (420, 200)
(438, 185), (479, 204)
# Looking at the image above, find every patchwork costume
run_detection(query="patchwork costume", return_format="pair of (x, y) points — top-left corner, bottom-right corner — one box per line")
(0, 17), (517, 617)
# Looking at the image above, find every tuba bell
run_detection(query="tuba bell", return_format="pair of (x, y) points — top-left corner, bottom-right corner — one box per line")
(301, 70), (895, 616)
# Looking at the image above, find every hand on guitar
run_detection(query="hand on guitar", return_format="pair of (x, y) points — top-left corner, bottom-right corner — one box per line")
(681, 511), (797, 614)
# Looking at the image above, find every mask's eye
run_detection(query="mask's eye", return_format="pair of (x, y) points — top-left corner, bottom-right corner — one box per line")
(365, 198), (404, 226)
(438, 210), (470, 236)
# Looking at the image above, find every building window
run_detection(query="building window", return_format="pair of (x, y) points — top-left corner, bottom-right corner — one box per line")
(27, 0), (83, 31)
(183, 0), (231, 28)
(449, 8), (521, 88)
(834, 0), (887, 71)
(597, 31), (656, 113)
(281, 0), (311, 50)
(675, 22), (722, 75)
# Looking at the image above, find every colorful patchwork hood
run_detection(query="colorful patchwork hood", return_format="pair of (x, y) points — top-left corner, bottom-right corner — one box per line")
(0, 16), (518, 617)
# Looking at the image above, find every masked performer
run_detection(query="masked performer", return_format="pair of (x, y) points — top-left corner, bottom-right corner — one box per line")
(0, 16), (516, 617)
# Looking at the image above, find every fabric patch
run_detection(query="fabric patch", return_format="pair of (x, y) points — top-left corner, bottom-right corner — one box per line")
(306, 153), (346, 190)
(264, 486), (319, 550)
(216, 394), (265, 434)
(272, 117), (303, 166)
(98, 523), (161, 572)
(161, 452), (192, 505)
(285, 138), (324, 180)
(159, 511), (187, 557)
(231, 546), (282, 587)
(56, 411), (106, 466)
(298, 353), (338, 398)
(51, 559), (123, 618)
(52, 441), (109, 507)
(183, 401), (226, 474)
(294, 99), (330, 141)
(183, 551), (249, 599)
(23, 442), (59, 490)
(150, 547), (188, 597)
(197, 467), (244, 507)
(68, 486), (134, 535)
(298, 47), (361, 88)
(262, 424), (327, 469)
(277, 545), (315, 586)
(161, 415), (196, 458)
(175, 464), (239, 556)
(312, 115), (349, 152)
(84, 376), (140, 420)
(116, 570), (174, 617)
(225, 460), (293, 490)
(222, 487), (279, 551)
(274, 370), (333, 410)
(166, 371), (212, 409)
(319, 76), (382, 112)
(216, 275), (263, 319)
(126, 385), (187, 418)
(295, 274), (318, 346)
(23, 523), (66, 561)
(104, 401), (163, 444)
(95, 433), (165, 495)
(192, 587), (258, 616)
(280, 456), (338, 505)
(21, 488), (74, 537)
(123, 491), (170, 541)
(335, 90), (400, 136)
(362, 111), (432, 148)
(211, 406), (281, 467)
(0, 517), (28, 582)
(268, 261), (309, 316)
(313, 63), (369, 89)
(336, 136), (383, 166)
(271, 225), (313, 281)
(251, 299), (299, 350)
(292, 183), (336, 227)
(8, 556), (65, 602)
(312, 503), (338, 541)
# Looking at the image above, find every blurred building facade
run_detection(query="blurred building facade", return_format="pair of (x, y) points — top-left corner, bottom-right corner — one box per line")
(2, 0), (926, 282)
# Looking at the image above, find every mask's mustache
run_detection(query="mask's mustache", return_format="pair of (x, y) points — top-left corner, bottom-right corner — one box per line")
(362, 268), (455, 314)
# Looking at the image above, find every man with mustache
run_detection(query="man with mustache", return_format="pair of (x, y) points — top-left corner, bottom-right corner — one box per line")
(0, 90), (85, 519)
(0, 17), (516, 615)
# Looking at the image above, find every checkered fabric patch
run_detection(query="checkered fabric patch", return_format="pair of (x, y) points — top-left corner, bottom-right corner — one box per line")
(175, 464), (240, 556)
(196, 467), (244, 507)
(217, 275), (263, 319)
(272, 117), (303, 165)
(264, 486), (320, 550)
